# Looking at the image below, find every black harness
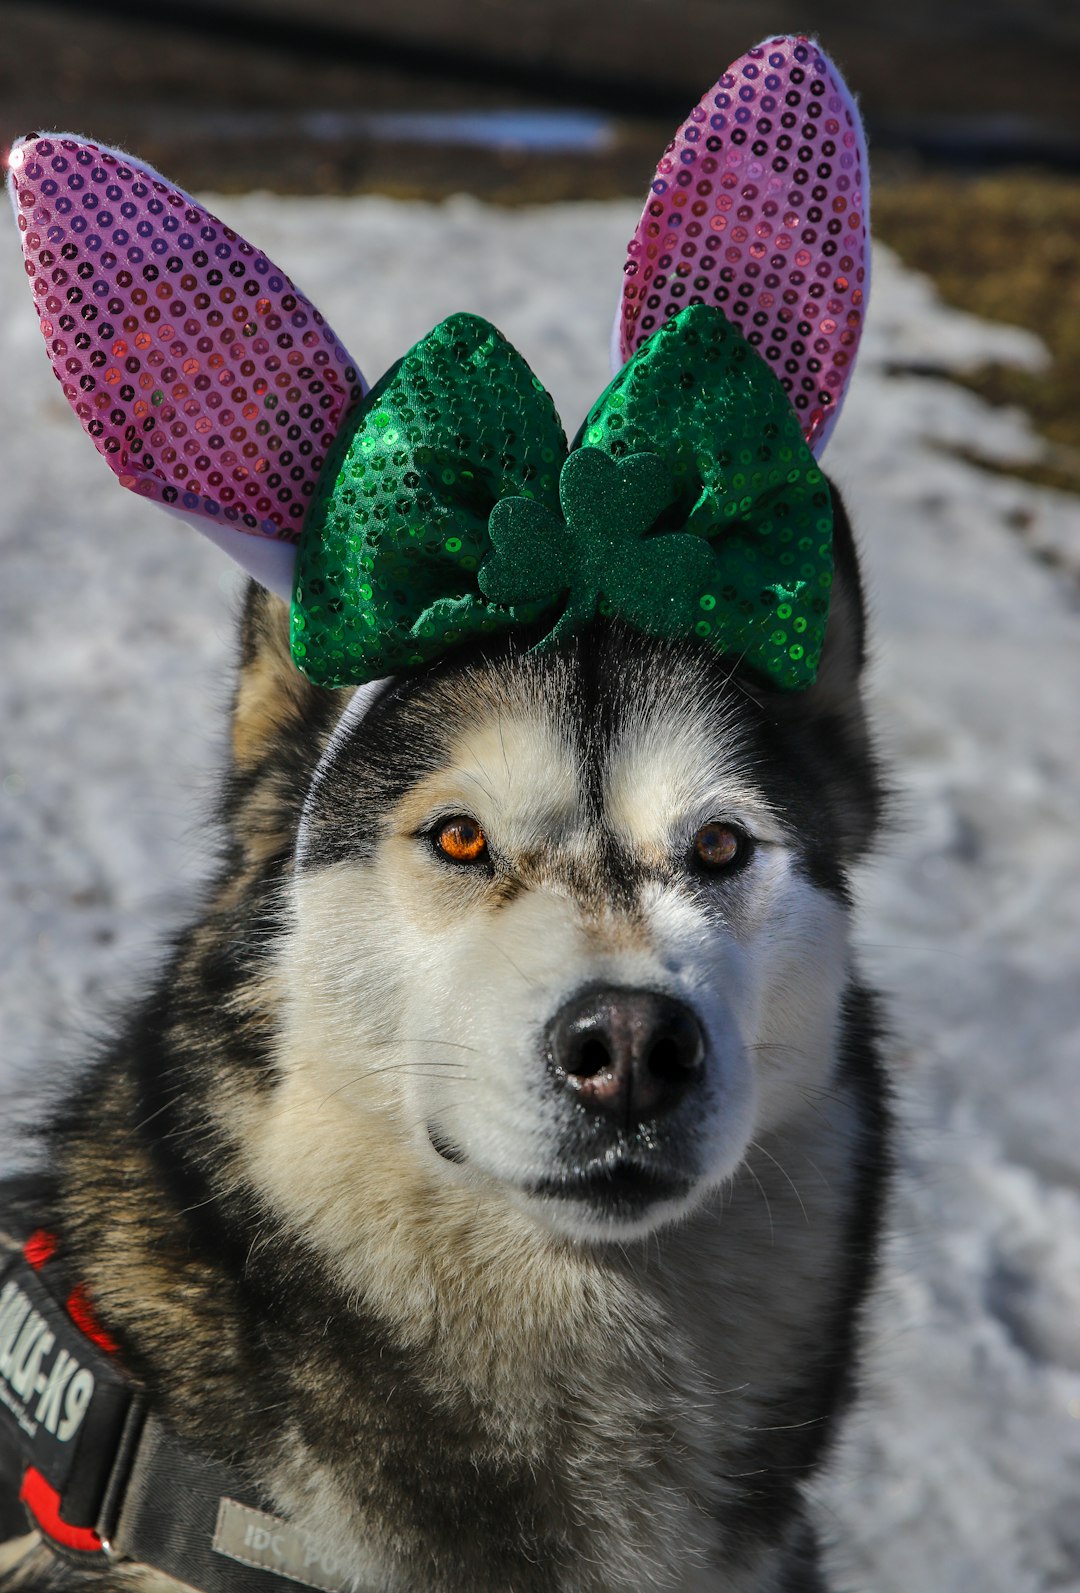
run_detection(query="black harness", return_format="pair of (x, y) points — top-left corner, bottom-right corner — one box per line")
(0, 1184), (352, 1592)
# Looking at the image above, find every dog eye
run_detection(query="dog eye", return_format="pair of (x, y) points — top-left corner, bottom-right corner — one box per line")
(692, 822), (751, 873)
(434, 816), (489, 866)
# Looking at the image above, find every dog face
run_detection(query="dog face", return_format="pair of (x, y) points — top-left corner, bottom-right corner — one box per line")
(265, 513), (877, 1246)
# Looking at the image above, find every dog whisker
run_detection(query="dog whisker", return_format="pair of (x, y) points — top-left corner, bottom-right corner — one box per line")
(132, 1099), (183, 1134)
(478, 934), (538, 990)
(719, 646), (765, 711)
(496, 713), (512, 790)
(734, 1414), (826, 1434)
(400, 1037), (482, 1053)
(794, 1080), (853, 1110)
(741, 1160), (775, 1245)
(797, 1152), (833, 1191)
(746, 1041), (811, 1059)
(458, 759), (498, 805)
(856, 939), (974, 957)
(749, 1140), (810, 1227)
(316, 1062), (473, 1109)
(359, 1036), (482, 1054)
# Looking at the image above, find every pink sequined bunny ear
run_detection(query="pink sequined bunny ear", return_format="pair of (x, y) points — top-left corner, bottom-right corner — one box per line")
(614, 35), (869, 457)
(6, 135), (366, 597)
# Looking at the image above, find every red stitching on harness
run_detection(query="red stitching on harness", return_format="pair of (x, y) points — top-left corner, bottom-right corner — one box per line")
(19, 1467), (104, 1554)
(66, 1283), (120, 1358)
(22, 1229), (58, 1270)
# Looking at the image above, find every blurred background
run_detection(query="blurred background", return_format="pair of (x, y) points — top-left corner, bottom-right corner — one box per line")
(4, 0), (1080, 476)
(2, 5), (1080, 1590)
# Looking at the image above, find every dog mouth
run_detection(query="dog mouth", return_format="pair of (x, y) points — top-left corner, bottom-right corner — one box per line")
(428, 1124), (467, 1165)
(428, 1125), (694, 1219)
(527, 1158), (693, 1216)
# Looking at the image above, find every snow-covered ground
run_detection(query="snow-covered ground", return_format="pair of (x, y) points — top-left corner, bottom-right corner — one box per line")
(2, 195), (1078, 1591)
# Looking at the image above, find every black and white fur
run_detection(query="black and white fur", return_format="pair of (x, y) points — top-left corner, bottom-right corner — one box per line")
(1, 479), (889, 1592)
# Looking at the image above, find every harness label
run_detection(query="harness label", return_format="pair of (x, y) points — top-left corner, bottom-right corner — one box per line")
(0, 1247), (132, 1527)
(213, 1498), (355, 1593)
(0, 1278), (96, 1444)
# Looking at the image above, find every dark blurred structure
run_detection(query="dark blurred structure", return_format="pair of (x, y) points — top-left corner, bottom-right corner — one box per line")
(3, 0), (1080, 197)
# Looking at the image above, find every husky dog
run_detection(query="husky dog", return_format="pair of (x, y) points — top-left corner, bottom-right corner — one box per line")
(2, 34), (888, 1593)
(2, 552), (887, 1593)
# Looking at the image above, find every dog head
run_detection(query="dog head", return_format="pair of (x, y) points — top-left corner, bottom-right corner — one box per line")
(226, 482), (880, 1247)
(8, 36), (876, 1247)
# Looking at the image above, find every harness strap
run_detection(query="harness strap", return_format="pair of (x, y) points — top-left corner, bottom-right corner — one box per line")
(110, 1416), (352, 1593)
(0, 1186), (354, 1593)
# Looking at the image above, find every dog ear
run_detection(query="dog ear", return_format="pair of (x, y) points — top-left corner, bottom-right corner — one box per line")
(230, 583), (361, 793)
(6, 134), (366, 596)
(613, 34), (869, 457)
(809, 480), (869, 705)
(223, 582), (354, 869)
(231, 584), (326, 776)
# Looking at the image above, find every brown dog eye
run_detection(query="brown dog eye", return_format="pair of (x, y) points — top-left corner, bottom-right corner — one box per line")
(435, 816), (489, 866)
(693, 822), (748, 872)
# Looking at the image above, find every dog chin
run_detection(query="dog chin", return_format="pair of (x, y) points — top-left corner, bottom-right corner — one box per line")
(428, 1125), (718, 1240)
(532, 1086), (758, 1242)
(523, 1159), (707, 1242)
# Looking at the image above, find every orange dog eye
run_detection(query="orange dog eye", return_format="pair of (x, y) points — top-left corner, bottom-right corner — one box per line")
(435, 816), (489, 865)
(693, 822), (746, 871)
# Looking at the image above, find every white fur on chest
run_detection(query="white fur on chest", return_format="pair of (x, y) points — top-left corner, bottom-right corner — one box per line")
(240, 1070), (859, 1592)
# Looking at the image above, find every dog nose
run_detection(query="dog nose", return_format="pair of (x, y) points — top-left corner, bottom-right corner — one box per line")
(548, 987), (706, 1128)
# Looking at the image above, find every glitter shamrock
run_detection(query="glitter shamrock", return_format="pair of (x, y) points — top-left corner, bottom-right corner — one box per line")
(291, 305), (833, 692)
(479, 448), (716, 645)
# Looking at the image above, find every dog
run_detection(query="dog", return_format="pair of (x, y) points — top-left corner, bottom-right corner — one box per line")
(1, 34), (889, 1593)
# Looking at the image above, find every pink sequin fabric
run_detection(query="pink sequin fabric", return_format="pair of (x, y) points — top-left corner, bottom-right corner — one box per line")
(7, 136), (365, 543)
(616, 35), (869, 456)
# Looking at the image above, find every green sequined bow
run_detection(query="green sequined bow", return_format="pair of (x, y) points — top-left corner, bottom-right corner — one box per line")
(290, 304), (833, 691)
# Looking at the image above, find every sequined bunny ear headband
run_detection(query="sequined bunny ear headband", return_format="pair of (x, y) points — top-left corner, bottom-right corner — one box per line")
(6, 33), (868, 693)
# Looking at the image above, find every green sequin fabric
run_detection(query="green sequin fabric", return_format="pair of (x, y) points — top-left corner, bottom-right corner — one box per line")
(291, 304), (832, 691)
(292, 314), (564, 685)
(579, 306), (834, 689)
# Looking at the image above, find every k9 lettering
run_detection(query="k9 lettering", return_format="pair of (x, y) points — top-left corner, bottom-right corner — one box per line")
(0, 1280), (95, 1442)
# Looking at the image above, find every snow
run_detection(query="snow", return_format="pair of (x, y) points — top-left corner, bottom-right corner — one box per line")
(2, 195), (1078, 1590)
